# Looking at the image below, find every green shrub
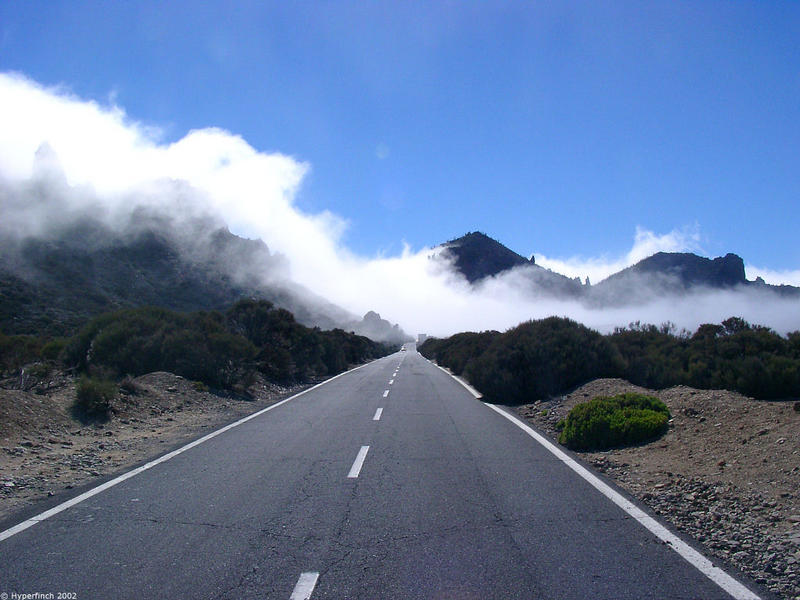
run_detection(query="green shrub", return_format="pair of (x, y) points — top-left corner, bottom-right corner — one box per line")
(75, 376), (117, 418)
(464, 317), (624, 404)
(558, 393), (670, 451)
(41, 338), (67, 361)
(119, 375), (140, 395)
(426, 317), (800, 402)
(420, 331), (499, 375)
(60, 301), (392, 390)
(0, 332), (43, 374)
(28, 362), (50, 378)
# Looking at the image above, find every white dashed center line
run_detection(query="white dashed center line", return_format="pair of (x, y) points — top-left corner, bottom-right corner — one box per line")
(347, 446), (370, 478)
(290, 571), (319, 600)
(389, 379), (394, 385)
(382, 390), (389, 398)
(373, 407), (383, 421)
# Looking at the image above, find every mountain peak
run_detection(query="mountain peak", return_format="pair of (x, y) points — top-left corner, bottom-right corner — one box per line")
(441, 231), (533, 283)
(620, 251), (746, 288)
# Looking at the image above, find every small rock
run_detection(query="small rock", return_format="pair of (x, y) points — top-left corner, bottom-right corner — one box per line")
(732, 551), (750, 563)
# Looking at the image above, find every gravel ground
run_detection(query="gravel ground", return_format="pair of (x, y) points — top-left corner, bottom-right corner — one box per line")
(518, 378), (800, 600)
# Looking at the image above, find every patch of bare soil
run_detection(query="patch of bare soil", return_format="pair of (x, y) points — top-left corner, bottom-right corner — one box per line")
(0, 370), (306, 522)
(518, 379), (800, 600)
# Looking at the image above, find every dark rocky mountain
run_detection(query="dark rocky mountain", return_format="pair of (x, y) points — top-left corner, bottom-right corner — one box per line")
(356, 311), (406, 343)
(440, 232), (584, 296)
(588, 251), (799, 304)
(440, 232), (532, 283)
(598, 252), (746, 289)
(438, 233), (799, 304)
(0, 209), (410, 344)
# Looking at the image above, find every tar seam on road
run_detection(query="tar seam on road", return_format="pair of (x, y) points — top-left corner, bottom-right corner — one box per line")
(347, 446), (370, 478)
(484, 403), (761, 600)
(373, 408), (383, 421)
(382, 390), (389, 398)
(0, 360), (377, 543)
(290, 571), (319, 600)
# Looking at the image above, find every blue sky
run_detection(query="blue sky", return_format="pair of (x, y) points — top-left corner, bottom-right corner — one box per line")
(1, 2), (798, 280)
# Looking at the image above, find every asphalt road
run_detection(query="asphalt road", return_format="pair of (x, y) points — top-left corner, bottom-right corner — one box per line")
(0, 348), (765, 599)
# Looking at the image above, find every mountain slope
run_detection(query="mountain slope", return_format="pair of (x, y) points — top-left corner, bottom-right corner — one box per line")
(440, 231), (584, 296)
(440, 232), (532, 283)
(597, 252), (746, 289)
(0, 210), (409, 343)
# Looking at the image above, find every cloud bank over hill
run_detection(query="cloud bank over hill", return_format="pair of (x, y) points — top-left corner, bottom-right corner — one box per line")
(534, 227), (704, 284)
(1, 72), (798, 337)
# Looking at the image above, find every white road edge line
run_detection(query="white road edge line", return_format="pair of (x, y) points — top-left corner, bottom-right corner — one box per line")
(347, 445), (370, 478)
(382, 390), (389, 398)
(484, 403), (761, 600)
(290, 571), (320, 600)
(432, 363), (483, 399)
(0, 361), (373, 543)
(373, 408), (383, 421)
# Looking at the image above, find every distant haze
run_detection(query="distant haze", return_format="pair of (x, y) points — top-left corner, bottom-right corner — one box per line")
(1, 72), (798, 337)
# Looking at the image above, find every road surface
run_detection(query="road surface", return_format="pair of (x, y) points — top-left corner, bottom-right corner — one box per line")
(0, 347), (765, 599)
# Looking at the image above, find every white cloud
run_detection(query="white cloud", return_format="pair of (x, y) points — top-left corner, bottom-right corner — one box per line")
(1, 71), (798, 338)
(745, 265), (800, 288)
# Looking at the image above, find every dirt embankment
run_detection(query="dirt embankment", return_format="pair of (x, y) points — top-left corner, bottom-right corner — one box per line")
(0, 371), (305, 521)
(518, 379), (800, 600)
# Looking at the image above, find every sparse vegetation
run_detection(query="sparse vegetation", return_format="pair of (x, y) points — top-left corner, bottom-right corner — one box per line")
(0, 331), (45, 375)
(557, 393), (670, 451)
(75, 375), (117, 418)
